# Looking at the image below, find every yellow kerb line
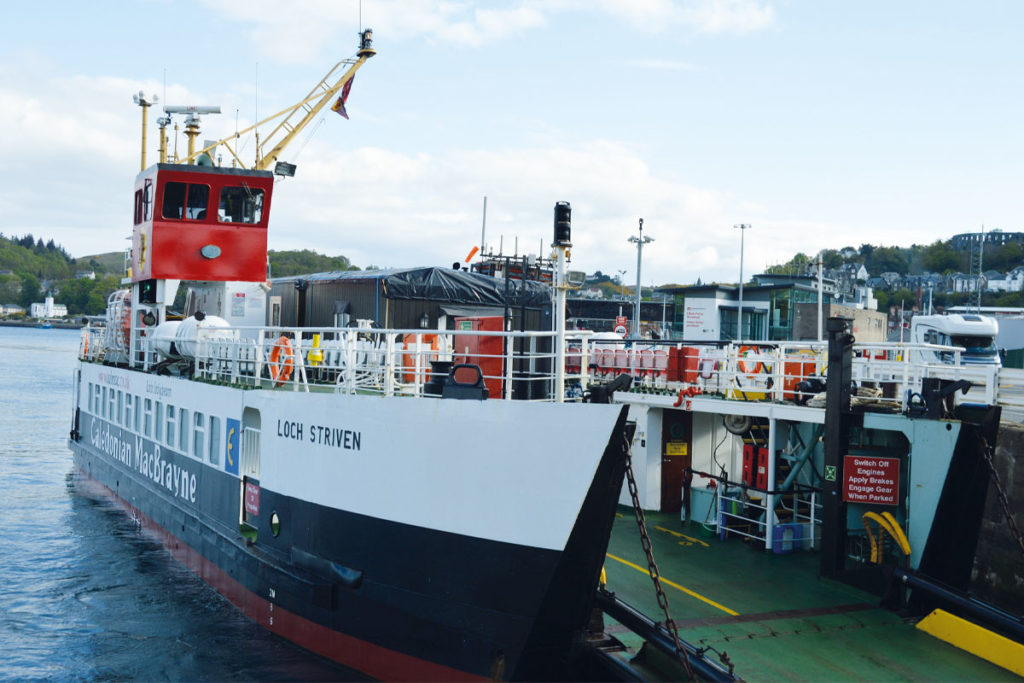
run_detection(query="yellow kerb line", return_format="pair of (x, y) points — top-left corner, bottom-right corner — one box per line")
(605, 553), (739, 616)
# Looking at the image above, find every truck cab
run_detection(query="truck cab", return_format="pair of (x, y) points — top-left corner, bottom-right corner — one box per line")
(910, 313), (1001, 366)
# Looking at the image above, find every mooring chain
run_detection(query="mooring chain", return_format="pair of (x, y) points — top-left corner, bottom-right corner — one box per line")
(622, 433), (696, 681)
(980, 435), (1024, 560)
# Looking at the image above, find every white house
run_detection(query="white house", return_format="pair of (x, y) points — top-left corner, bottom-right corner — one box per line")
(0, 304), (25, 316)
(985, 266), (1024, 293)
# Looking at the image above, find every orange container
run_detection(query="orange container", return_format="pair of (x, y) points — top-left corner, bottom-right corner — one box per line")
(403, 334), (438, 383)
(783, 352), (817, 400)
(682, 346), (700, 383)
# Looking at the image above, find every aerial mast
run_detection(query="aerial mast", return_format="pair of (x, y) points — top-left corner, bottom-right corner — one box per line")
(133, 92), (158, 171)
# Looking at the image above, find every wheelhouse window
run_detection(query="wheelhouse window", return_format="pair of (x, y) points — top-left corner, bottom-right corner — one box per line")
(162, 182), (210, 220)
(134, 190), (144, 225)
(219, 185), (264, 224)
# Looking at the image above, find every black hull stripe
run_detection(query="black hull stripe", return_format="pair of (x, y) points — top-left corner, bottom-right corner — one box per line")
(72, 464), (485, 682)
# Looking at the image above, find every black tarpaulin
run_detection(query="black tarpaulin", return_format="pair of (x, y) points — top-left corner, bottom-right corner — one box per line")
(382, 267), (552, 308)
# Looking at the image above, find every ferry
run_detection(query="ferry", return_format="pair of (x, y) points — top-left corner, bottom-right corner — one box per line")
(67, 31), (641, 681)
(67, 29), (1023, 681)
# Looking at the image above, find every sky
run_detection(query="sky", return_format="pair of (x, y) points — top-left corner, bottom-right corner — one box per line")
(1, 1), (1022, 286)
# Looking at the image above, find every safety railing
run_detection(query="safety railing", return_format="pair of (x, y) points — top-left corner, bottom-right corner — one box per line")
(76, 320), (1005, 409)
(123, 325), (570, 402)
(562, 337), (1002, 411)
(717, 485), (821, 552)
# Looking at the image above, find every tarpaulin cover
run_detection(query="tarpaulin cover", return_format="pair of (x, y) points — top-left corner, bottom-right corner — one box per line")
(382, 267), (552, 308)
(274, 266), (552, 308)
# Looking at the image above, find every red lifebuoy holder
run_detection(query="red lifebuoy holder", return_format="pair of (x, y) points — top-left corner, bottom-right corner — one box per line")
(269, 336), (294, 387)
(737, 345), (763, 374)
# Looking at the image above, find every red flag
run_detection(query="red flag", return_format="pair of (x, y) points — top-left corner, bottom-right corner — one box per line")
(331, 76), (354, 119)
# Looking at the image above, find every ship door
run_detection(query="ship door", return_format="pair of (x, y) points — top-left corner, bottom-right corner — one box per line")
(661, 410), (693, 514)
(240, 407), (262, 535)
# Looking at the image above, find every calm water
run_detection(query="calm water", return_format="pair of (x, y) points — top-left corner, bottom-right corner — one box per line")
(0, 326), (351, 681)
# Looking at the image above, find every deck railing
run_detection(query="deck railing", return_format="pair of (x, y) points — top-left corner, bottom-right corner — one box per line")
(78, 321), (1005, 408)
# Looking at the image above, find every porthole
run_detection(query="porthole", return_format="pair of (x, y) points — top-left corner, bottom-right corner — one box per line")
(270, 511), (281, 537)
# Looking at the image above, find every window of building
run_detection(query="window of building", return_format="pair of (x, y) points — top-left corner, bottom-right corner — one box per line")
(208, 416), (221, 466)
(178, 408), (190, 456)
(154, 401), (164, 442)
(106, 388), (117, 422)
(134, 190), (144, 225)
(218, 185), (264, 224)
(162, 182), (211, 220)
(192, 412), (206, 460)
(143, 398), (154, 438)
(165, 405), (177, 449)
(123, 392), (134, 429)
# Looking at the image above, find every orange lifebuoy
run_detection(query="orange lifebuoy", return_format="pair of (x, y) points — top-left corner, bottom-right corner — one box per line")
(82, 334), (89, 357)
(737, 345), (763, 374)
(269, 336), (294, 386)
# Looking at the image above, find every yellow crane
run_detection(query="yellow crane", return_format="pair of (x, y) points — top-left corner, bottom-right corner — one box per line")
(149, 29), (375, 173)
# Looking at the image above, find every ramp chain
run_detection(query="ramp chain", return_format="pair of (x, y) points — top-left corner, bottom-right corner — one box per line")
(980, 435), (1024, 560)
(623, 432), (696, 681)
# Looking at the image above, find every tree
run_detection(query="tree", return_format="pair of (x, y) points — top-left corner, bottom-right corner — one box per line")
(821, 249), (843, 269)
(268, 249), (360, 278)
(867, 246), (910, 274)
(984, 242), (1023, 273)
(0, 274), (21, 305)
(18, 273), (40, 309)
(922, 240), (959, 273)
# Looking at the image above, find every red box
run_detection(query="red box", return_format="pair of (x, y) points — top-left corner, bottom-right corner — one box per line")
(453, 316), (504, 398)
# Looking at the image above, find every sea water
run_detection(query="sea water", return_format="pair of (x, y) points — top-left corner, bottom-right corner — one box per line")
(0, 326), (352, 681)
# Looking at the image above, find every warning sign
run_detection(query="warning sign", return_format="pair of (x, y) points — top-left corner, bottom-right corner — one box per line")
(842, 455), (900, 506)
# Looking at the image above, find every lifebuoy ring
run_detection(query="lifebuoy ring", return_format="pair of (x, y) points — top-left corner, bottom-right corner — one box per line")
(269, 336), (294, 386)
(82, 335), (89, 357)
(737, 345), (763, 374)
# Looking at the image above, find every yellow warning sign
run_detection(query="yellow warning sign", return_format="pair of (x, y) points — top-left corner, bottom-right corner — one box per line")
(666, 441), (688, 456)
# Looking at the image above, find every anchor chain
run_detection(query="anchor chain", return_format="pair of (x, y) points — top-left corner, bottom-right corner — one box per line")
(980, 435), (1024, 560)
(622, 432), (696, 682)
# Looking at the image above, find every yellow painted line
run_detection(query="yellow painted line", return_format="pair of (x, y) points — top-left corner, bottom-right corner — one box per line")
(655, 525), (709, 547)
(605, 552), (739, 616)
(917, 609), (1024, 676)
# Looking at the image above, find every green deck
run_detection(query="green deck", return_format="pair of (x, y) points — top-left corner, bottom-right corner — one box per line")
(603, 508), (1014, 681)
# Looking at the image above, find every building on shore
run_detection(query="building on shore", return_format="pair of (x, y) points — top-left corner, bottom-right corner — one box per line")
(29, 296), (67, 319)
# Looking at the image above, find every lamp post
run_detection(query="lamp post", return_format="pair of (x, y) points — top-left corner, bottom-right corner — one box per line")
(628, 219), (653, 338)
(734, 224), (751, 341)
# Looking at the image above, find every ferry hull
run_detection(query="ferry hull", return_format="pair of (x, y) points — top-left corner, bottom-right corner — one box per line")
(69, 371), (629, 680)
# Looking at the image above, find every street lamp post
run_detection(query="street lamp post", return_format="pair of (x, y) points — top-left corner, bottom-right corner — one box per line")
(734, 224), (751, 342)
(628, 219), (653, 338)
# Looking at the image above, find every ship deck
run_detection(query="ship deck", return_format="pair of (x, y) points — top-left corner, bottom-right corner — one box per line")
(603, 507), (1013, 681)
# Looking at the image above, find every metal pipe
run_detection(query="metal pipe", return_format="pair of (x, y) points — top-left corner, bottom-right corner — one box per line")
(595, 589), (736, 681)
(734, 224), (751, 342)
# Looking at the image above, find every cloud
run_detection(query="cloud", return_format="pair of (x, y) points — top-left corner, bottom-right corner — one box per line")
(597, 0), (776, 35)
(198, 0), (775, 62)
(259, 138), (757, 285)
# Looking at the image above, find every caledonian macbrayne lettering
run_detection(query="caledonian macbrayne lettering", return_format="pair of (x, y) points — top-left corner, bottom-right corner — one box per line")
(277, 419), (361, 451)
(90, 420), (197, 503)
